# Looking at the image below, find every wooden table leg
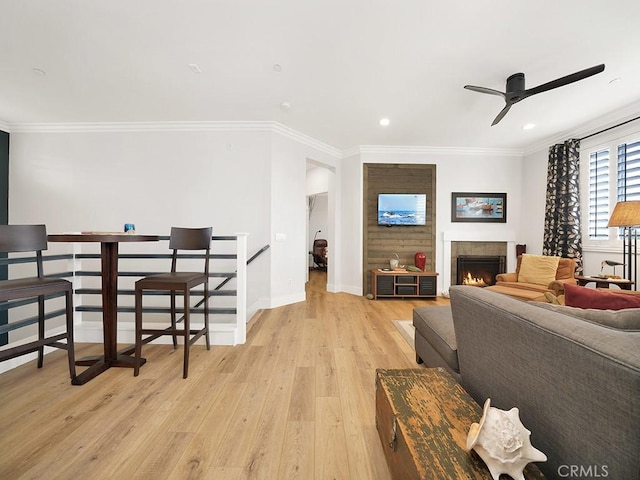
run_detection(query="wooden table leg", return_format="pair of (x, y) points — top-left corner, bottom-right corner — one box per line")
(101, 241), (118, 361)
(71, 241), (144, 385)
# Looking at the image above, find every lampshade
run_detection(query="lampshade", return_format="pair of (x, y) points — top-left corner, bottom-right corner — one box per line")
(607, 201), (640, 227)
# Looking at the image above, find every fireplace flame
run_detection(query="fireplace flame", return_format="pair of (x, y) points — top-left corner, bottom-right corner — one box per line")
(462, 272), (487, 287)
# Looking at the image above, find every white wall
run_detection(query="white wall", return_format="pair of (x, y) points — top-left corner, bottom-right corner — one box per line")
(269, 132), (339, 306)
(270, 134), (307, 306)
(520, 147), (549, 254)
(337, 153), (363, 295)
(306, 166), (330, 195)
(7, 125), (340, 319)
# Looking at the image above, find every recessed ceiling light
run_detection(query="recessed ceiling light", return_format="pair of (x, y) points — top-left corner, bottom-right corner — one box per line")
(273, 64), (282, 72)
(523, 123), (536, 130)
(32, 68), (46, 76)
(379, 118), (390, 126)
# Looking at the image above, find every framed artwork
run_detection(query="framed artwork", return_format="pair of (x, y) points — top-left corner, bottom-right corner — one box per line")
(451, 192), (507, 223)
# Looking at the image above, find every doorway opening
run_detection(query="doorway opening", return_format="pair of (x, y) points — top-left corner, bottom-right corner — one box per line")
(306, 159), (335, 289)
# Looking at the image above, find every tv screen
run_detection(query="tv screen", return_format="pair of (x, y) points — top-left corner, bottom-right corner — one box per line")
(378, 193), (426, 226)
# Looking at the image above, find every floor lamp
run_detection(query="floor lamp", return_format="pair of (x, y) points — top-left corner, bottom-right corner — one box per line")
(607, 200), (640, 290)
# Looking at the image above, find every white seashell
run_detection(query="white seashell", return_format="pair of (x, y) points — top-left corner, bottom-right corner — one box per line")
(467, 398), (547, 480)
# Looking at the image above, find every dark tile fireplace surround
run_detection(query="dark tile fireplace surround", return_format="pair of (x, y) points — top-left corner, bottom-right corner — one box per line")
(457, 255), (506, 286)
(451, 241), (508, 287)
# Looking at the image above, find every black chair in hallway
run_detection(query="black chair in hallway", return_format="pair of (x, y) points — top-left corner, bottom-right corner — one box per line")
(311, 239), (328, 270)
(134, 226), (212, 379)
(0, 224), (76, 380)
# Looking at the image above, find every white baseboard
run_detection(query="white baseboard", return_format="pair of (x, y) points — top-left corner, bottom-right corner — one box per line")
(77, 320), (244, 346)
(326, 282), (362, 296)
(267, 291), (306, 309)
(0, 351), (40, 374)
(0, 321), (246, 375)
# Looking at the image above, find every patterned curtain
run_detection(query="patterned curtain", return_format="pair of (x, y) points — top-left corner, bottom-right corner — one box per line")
(542, 138), (583, 274)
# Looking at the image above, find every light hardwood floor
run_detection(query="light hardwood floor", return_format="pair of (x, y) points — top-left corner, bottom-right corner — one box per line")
(0, 271), (449, 479)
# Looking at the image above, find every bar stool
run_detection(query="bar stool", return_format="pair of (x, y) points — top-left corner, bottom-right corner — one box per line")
(0, 224), (76, 380)
(134, 226), (212, 378)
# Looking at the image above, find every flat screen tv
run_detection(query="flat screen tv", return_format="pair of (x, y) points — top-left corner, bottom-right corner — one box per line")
(377, 193), (426, 226)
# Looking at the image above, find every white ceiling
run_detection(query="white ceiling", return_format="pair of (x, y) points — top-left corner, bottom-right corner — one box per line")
(1, 1), (640, 152)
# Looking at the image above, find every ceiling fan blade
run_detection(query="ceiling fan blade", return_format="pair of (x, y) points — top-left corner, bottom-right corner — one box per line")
(491, 103), (512, 126)
(523, 64), (605, 98)
(464, 85), (506, 99)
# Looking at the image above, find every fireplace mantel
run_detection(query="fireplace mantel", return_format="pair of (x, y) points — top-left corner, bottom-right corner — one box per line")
(442, 231), (517, 294)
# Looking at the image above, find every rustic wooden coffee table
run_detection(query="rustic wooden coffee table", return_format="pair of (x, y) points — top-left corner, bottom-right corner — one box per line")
(375, 368), (546, 479)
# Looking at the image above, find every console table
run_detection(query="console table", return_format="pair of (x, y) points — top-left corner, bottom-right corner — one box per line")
(375, 368), (546, 479)
(370, 269), (438, 299)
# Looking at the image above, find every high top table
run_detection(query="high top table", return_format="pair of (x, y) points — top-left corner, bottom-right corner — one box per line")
(48, 232), (160, 385)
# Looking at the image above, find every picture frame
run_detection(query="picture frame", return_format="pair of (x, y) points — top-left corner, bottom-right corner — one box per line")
(451, 192), (507, 223)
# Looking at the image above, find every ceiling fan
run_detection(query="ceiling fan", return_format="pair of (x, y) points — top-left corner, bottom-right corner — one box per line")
(464, 64), (605, 126)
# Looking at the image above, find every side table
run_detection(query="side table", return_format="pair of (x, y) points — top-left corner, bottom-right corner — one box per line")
(574, 275), (634, 290)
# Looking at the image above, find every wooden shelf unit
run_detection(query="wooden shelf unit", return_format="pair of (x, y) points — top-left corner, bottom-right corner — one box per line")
(370, 269), (438, 299)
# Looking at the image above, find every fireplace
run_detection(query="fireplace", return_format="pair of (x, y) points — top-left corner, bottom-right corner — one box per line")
(443, 233), (516, 293)
(456, 255), (506, 286)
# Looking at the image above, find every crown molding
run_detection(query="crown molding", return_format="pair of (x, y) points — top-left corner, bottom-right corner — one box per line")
(349, 145), (524, 158)
(8, 120), (273, 133)
(7, 120), (342, 158)
(341, 146), (361, 158)
(523, 100), (640, 156)
(5, 99), (640, 159)
(20, 115), (640, 160)
(269, 122), (342, 158)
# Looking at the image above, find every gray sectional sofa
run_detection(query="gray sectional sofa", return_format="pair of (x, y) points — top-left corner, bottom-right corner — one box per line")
(413, 285), (640, 480)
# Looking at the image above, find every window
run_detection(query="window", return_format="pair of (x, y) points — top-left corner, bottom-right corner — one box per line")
(588, 149), (609, 239)
(617, 139), (640, 201)
(587, 137), (640, 240)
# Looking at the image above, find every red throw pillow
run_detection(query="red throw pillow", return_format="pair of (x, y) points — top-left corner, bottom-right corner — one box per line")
(564, 283), (640, 310)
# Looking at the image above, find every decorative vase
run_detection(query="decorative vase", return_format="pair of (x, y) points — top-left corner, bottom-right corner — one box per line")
(414, 252), (426, 271)
(390, 252), (400, 269)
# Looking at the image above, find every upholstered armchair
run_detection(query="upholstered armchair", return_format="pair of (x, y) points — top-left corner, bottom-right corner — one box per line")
(492, 254), (577, 297)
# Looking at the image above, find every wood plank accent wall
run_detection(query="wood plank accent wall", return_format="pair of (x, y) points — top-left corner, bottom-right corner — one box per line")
(363, 163), (437, 295)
